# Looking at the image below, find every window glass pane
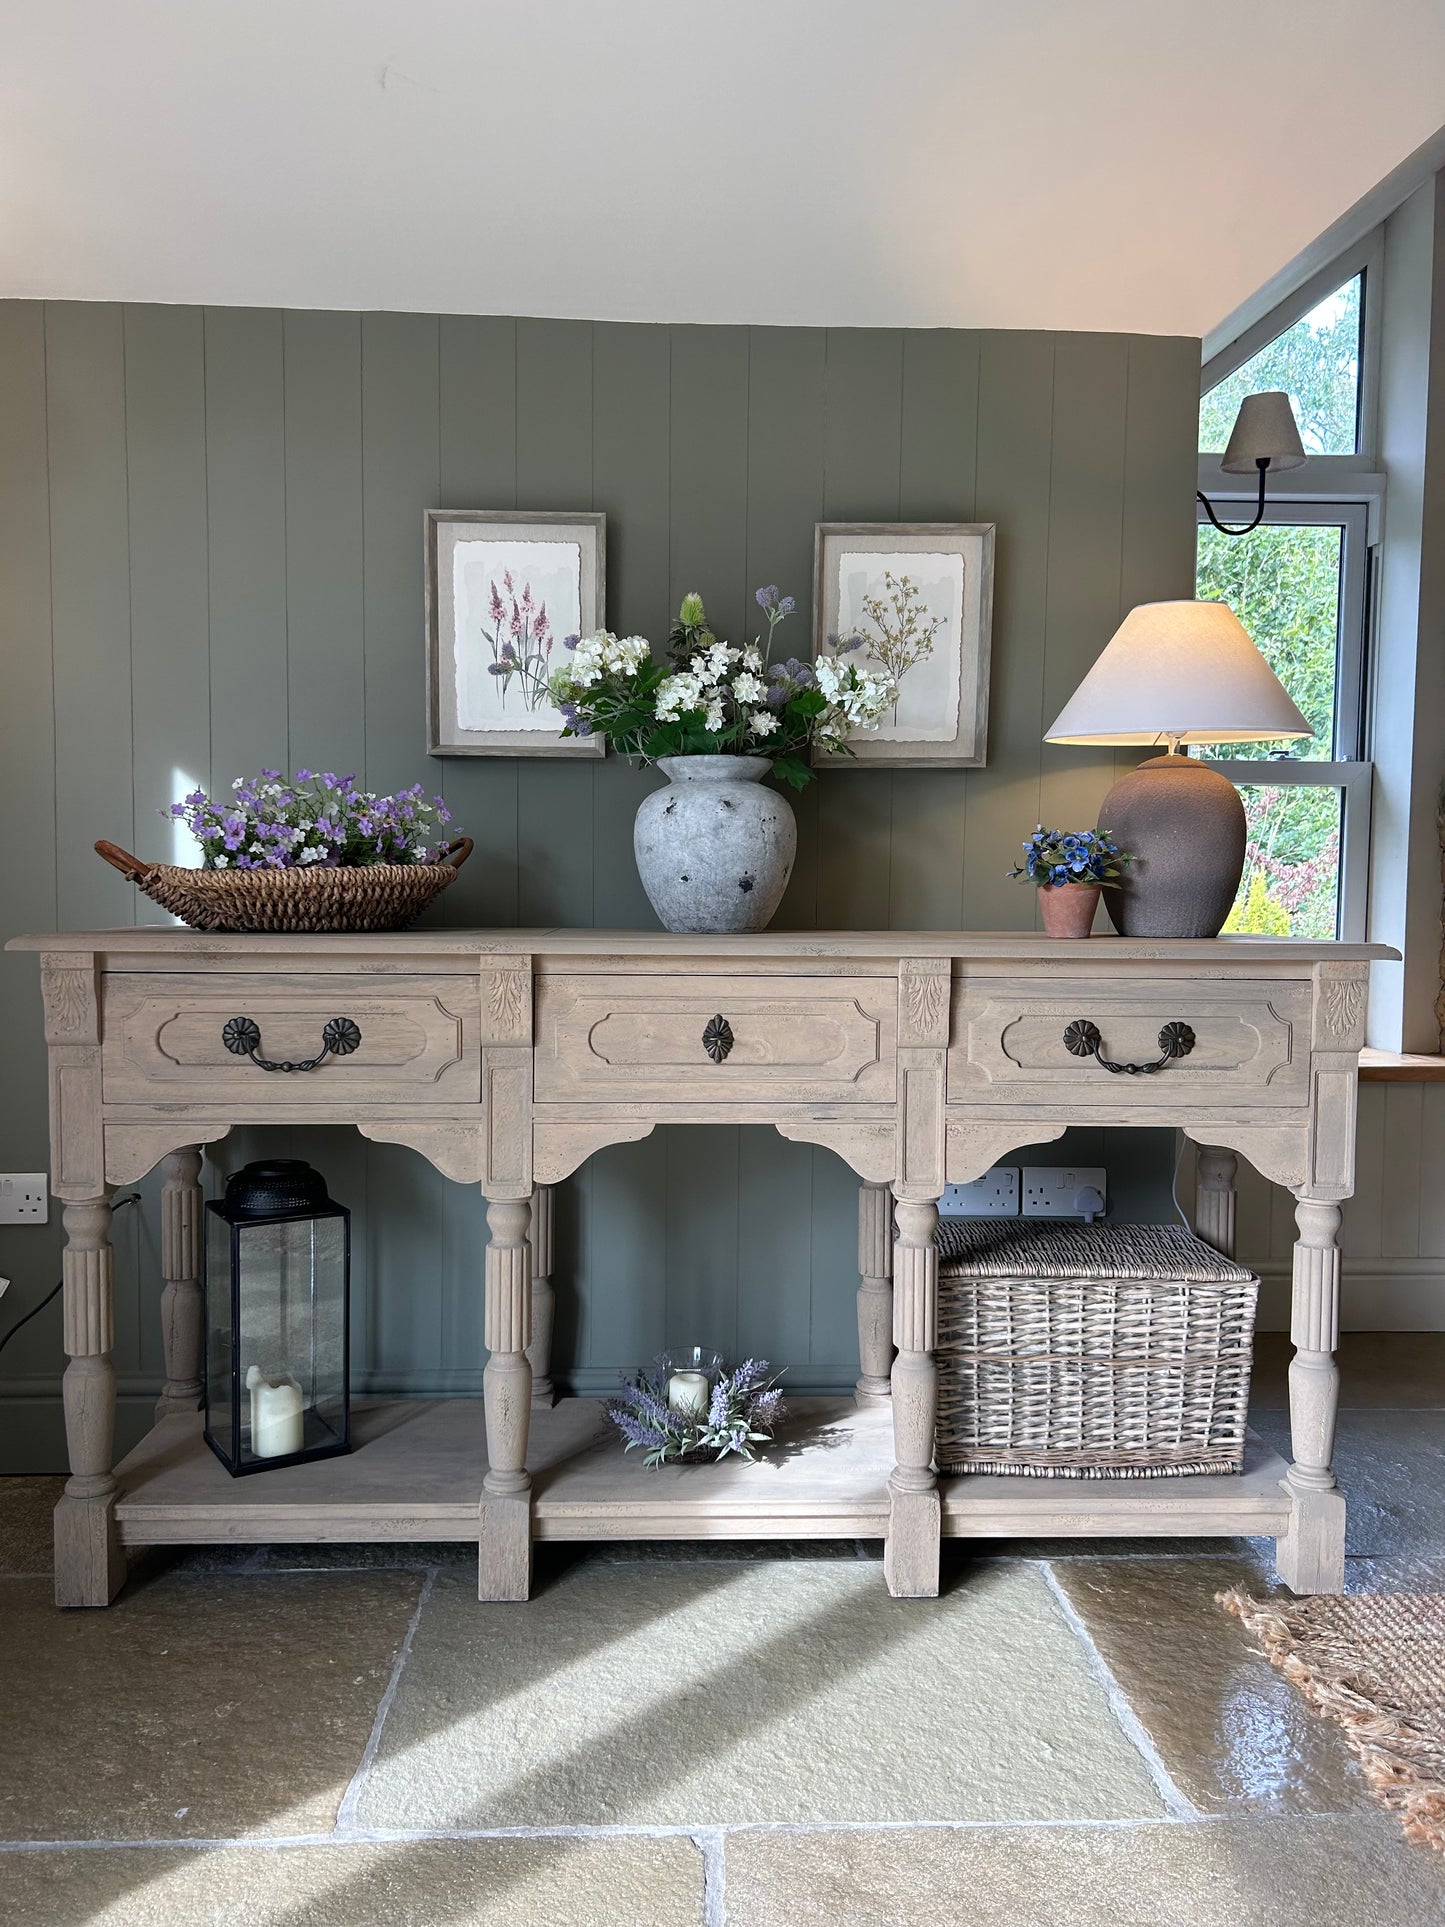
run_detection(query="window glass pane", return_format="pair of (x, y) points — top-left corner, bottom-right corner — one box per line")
(1223, 785), (1342, 939)
(1195, 521), (1341, 758)
(1199, 274), (1362, 455)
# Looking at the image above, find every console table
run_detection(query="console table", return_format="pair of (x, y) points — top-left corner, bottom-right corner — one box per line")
(8, 929), (1390, 1608)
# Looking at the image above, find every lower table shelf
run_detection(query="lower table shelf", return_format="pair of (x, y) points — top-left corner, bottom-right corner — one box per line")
(112, 1395), (1294, 1549)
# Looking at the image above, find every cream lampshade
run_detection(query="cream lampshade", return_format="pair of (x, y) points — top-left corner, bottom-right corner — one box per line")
(1045, 601), (1310, 938)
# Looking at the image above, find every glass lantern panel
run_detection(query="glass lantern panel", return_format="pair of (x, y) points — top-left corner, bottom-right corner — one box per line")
(205, 1208), (235, 1458)
(235, 1212), (347, 1465)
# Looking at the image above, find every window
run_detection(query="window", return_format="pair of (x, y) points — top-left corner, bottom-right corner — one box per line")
(1196, 259), (1375, 942)
(1200, 273), (1363, 457)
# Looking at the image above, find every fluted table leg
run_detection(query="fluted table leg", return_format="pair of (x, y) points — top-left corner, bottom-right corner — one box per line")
(479, 1194), (533, 1601)
(526, 1182), (557, 1407)
(156, 1148), (205, 1418)
(885, 1192), (941, 1598)
(54, 1193), (125, 1607)
(1193, 1145), (1238, 1258)
(855, 1180), (894, 1406)
(1275, 1195), (1346, 1594)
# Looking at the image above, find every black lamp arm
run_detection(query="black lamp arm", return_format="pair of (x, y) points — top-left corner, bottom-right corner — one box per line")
(1196, 457), (1269, 537)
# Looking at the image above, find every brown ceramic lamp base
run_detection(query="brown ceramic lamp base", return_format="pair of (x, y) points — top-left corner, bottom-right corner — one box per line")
(1038, 883), (1102, 938)
(1099, 753), (1246, 938)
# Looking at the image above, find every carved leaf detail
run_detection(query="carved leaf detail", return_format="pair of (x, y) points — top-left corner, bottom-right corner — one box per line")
(486, 970), (528, 1038)
(903, 969), (948, 1041)
(1321, 977), (1366, 1042)
(41, 963), (93, 1040)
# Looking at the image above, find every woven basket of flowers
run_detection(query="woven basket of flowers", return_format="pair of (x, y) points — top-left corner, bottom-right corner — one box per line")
(96, 769), (471, 934)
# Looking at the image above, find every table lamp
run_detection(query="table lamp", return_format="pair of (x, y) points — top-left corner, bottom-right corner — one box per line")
(1044, 601), (1310, 937)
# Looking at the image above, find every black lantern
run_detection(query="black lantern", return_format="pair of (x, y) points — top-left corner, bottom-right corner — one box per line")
(204, 1159), (350, 1476)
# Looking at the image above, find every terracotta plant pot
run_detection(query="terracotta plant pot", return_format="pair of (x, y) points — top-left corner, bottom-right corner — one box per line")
(1038, 882), (1102, 938)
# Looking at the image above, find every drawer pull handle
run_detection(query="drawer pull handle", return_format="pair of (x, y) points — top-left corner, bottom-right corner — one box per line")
(221, 1015), (363, 1074)
(1063, 1018), (1195, 1076)
(702, 1015), (735, 1064)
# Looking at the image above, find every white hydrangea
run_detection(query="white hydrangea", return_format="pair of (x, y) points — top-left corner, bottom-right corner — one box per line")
(655, 671), (704, 721)
(565, 629), (651, 691)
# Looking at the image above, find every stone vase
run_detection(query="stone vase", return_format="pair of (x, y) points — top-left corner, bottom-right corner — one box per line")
(633, 755), (796, 935)
(1037, 882), (1102, 938)
(1099, 753), (1246, 938)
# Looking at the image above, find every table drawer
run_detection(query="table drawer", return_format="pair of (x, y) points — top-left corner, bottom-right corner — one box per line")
(949, 977), (1310, 1109)
(102, 972), (480, 1106)
(534, 975), (896, 1104)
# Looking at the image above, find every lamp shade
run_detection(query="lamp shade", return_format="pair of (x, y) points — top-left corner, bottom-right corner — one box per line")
(1044, 601), (1311, 748)
(1220, 391), (1306, 474)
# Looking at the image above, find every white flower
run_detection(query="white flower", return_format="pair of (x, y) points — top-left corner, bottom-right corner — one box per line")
(214, 854), (230, 868)
(298, 845), (324, 865)
(249, 841), (264, 855)
(655, 671), (703, 722)
(814, 655), (843, 700)
(705, 700), (725, 731)
(749, 710), (778, 737)
(741, 647), (762, 672)
(731, 671), (764, 704)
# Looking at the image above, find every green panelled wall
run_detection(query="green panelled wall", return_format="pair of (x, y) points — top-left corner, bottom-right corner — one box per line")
(0, 304), (1201, 1469)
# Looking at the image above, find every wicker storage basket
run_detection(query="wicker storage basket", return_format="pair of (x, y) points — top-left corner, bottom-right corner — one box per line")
(935, 1219), (1258, 1479)
(95, 837), (473, 934)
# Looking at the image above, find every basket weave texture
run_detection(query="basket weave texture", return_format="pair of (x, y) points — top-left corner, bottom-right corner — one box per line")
(94, 838), (472, 934)
(934, 1219), (1258, 1480)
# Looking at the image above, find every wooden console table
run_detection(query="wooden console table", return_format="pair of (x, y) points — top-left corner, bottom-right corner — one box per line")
(8, 929), (1391, 1608)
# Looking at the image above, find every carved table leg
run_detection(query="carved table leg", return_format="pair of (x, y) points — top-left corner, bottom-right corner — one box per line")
(885, 1192), (941, 1598)
(479, 1195), (533, 1602)
(526, 1182), (557, 1408)
(55, 1193), (126, 1607)
(1193, 1144), (1238, 1258)
(157, 1148), (205, 1418)
(855, 1180), (894, 1407)
(1275, 1195), (1346, 1594)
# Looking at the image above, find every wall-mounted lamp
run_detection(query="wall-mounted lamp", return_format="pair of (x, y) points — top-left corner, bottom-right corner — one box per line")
(1196, 391), (1306, 535)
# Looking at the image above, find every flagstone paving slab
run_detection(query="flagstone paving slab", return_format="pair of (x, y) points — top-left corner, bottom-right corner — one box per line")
(0, 1835), (705, 1927)
(0, 1570), (421, 1840)
(355, 1557), (1167, 1831)
(721, 1815), (1445, 1926)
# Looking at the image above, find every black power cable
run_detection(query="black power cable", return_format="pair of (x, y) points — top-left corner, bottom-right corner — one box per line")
(0, 1192), (141, 1362)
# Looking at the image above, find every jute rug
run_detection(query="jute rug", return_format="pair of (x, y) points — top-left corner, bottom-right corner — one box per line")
(1221, 1589), (1445, 1852)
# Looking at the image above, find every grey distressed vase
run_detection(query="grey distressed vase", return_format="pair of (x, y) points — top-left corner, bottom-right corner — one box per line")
(633, 755), (796, 935)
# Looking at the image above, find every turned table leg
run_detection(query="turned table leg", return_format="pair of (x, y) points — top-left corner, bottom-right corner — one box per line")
(55, 1193), (126, 1607)
(1193, 1144), (1238, 1258)
(479, 1195), (533, 1601)
(156, 1148), (205, 1419)
(1275, 1195), (1346, 1594)
(885, 1191), (941, 1598)
(526, 1182), (557, 1408)
(856, 1180), (895, 1407)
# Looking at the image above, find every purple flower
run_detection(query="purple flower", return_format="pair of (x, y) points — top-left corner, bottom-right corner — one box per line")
(184, 789), (207, 807)
(778, 595), (796, 615)
(563, 633), (580, 651)
(755, 584), (779, 611)
(294, 768), (312, 781)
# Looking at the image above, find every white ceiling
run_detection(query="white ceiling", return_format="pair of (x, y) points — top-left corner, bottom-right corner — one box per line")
(4, 1), (1445, 339)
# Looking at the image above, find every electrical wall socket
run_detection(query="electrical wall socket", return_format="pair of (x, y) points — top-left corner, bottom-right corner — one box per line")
(940, 1168), (1021, 1217)
(0, 1175), (49, 1224)
(1021, 1166), (1107, 1219)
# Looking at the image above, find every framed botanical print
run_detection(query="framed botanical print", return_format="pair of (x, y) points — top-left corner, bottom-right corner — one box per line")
(426, 510), (606, 757)
(812, 522), (995, 767)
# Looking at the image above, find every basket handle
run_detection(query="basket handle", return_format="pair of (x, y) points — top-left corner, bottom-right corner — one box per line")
(95, 839), (155, 883)
(440, 836), (473, 871)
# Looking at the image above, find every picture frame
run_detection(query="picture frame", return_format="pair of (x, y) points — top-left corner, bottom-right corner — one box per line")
(426, 509), (607, 757)
(811, 521), (995, 768)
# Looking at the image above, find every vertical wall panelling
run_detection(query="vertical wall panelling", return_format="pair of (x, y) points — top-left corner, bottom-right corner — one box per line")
(0, 303), (63, 1413)
(962, 333), (1057, 929)
(591, 321), (671, 930)
(816, 330), (905, 928)
(514, 318), (596, 926)
(125, 305), (211, 909)
(2, 301), (1242, 1462)
(437, 315), (521, 928)
(204, 307), (288, 785)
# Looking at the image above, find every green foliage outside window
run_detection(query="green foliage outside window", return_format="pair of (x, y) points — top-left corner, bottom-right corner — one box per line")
(1199, 275), (1362, 456)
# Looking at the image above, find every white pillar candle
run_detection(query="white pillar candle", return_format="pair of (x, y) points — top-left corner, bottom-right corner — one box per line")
(667, 1369), (710, 1418)
(245, 1366), (305, 1459)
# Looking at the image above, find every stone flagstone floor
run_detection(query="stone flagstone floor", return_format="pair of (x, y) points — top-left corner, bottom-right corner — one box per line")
(2, 1334), (1445, 1925)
